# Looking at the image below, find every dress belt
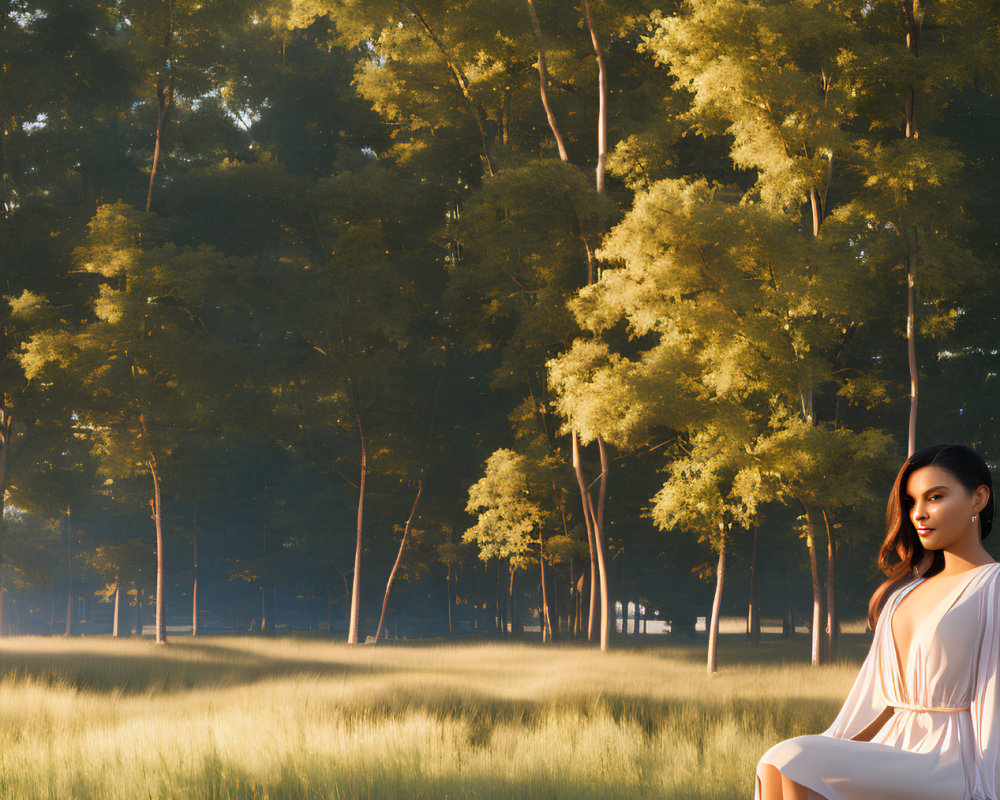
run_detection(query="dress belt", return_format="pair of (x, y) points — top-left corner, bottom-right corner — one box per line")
(890, 701), (970, 713)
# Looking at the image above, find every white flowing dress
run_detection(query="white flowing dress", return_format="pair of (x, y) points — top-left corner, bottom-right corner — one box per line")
(755, 562), (1000, 800)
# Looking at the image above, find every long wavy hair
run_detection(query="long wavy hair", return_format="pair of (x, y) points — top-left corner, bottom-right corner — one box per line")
(867, 444), (994, 631)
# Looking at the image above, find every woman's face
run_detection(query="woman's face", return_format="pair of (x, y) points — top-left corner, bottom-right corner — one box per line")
(904, 464), (988, 551)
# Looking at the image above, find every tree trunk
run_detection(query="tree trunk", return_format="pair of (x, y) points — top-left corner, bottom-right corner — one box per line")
(569, 0), (611, 638)
(65, 505), (73, 636)
(260, 487), (273, 635)
(0, 413), (8, 638)
(583, 0), (607, 193)
(495, 557), (504, 637)
(527, 0), (568, 161)
(145, 0), (175, 213)
(375, 476), (424, 644)
(593, 436), (610, 651)
(113, 579), (121, 637)
(569, 557), (576, 638)
(539, 531), (552, 642)
(506, 560), (515, 637)
(573, 431), (599, 641)
(136, 585), (142, 636)
(147, 447), (166, 645)
(347, 409), (366, 644)
(906, 238), (918, 457)
(573, 432), (609, 649)
(145, 76), (174, 213)
(823, 508), (838, 660)
(902, 0), (921, 455)
(407, 2), (495, 176)
(804, 507), (824, 666)
(747, 524), (760, 645)
(586, 491), (610, 650)
(192, 531), (198, 637)
(707, 534), (727, 676)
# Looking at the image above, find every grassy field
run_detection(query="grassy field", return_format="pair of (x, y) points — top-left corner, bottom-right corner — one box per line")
(0, 635), (871, 800)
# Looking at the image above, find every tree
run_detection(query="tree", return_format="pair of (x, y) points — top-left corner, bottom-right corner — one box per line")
(464, 448), (556, 640)
(652, 424), (764, 674)
(550, 172), (895, 665)
(18, 202), (251, 643)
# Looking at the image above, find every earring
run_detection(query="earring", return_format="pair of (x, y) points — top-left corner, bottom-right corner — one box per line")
(973, 515), (978, 522)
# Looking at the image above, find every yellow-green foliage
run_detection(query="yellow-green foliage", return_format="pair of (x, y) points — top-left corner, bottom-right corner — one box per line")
(0, 636), (867, 800)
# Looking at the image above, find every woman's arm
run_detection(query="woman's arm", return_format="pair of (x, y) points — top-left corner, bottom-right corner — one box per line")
(821, 593), (898, 740)
(849, 706), (893, 742)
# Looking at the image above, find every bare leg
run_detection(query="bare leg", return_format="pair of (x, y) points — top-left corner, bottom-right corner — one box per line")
(757, 763), (828, 800)
(757, 764), (784, 800)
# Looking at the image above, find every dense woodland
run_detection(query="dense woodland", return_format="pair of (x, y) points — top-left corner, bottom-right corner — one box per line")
(1, 0), (998, 670)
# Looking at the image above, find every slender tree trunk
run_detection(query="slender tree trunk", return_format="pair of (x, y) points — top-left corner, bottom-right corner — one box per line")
(707, 533), (726, 676)
(747, 524), (760, 645)
(902, 0), (921, 455)
(507, 560), (516, 637)
(260, 487), (273, 635)
(586, 491), (609, 651)
(145, 0), (175, 213)
(823, 508), (838, 660)
(906, 239), (918, 457)
(526, 0), (568, 161)
(192, 526), (198, 637)
(65, 505), (73, 636)
(494, 562), (502, 637)
(347, 410), (366, 644)
(0, 413), (8, 639)
(573, 432), (607, 648)
(809, 187), (821, 238)
(144, 443), (166, 644)
(145, 76), (174, 213)
(571, 564), (578, 638)
(593, 436), (610, 651)
(583, 0), (607, 193)
(573, 432), (598, 641)
(375, 477), (424, 644)
(568, 3), (612, 646)
(113, 578), (121, 637)
(497, 558), (506, 637)
(407, 2), (495, 176)
(539, 532), (552, 642)
(804, 507), (824, 666)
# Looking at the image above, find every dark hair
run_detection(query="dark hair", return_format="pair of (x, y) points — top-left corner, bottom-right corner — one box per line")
(867, 443), (994, 631)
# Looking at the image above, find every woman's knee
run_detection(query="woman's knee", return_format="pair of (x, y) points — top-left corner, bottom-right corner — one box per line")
(756, 762), (783, 799)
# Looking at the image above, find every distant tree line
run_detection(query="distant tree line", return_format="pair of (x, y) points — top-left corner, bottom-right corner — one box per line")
(0, 0), (997, 671)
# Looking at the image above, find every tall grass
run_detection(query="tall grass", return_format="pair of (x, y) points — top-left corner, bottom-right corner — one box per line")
(0, 635), (869, 799)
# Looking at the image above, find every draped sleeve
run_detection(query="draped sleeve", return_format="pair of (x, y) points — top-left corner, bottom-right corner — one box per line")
(819, 587), (898, 740)
(970, 569), (1000, 800)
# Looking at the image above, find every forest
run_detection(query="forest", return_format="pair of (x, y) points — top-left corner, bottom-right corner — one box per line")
(1, 0), (998, 674)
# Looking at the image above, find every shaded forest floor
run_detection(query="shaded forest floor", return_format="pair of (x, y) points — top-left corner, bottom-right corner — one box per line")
(0, 635), (871, 799)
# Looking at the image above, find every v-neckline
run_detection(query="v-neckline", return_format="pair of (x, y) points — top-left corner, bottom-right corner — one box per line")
(889, 563), (995, 679)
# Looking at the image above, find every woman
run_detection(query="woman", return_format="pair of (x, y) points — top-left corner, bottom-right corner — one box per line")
(755, 443), (1000, 800)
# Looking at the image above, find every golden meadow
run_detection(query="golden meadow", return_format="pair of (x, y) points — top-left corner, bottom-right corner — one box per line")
(0, 636), (869, 799)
